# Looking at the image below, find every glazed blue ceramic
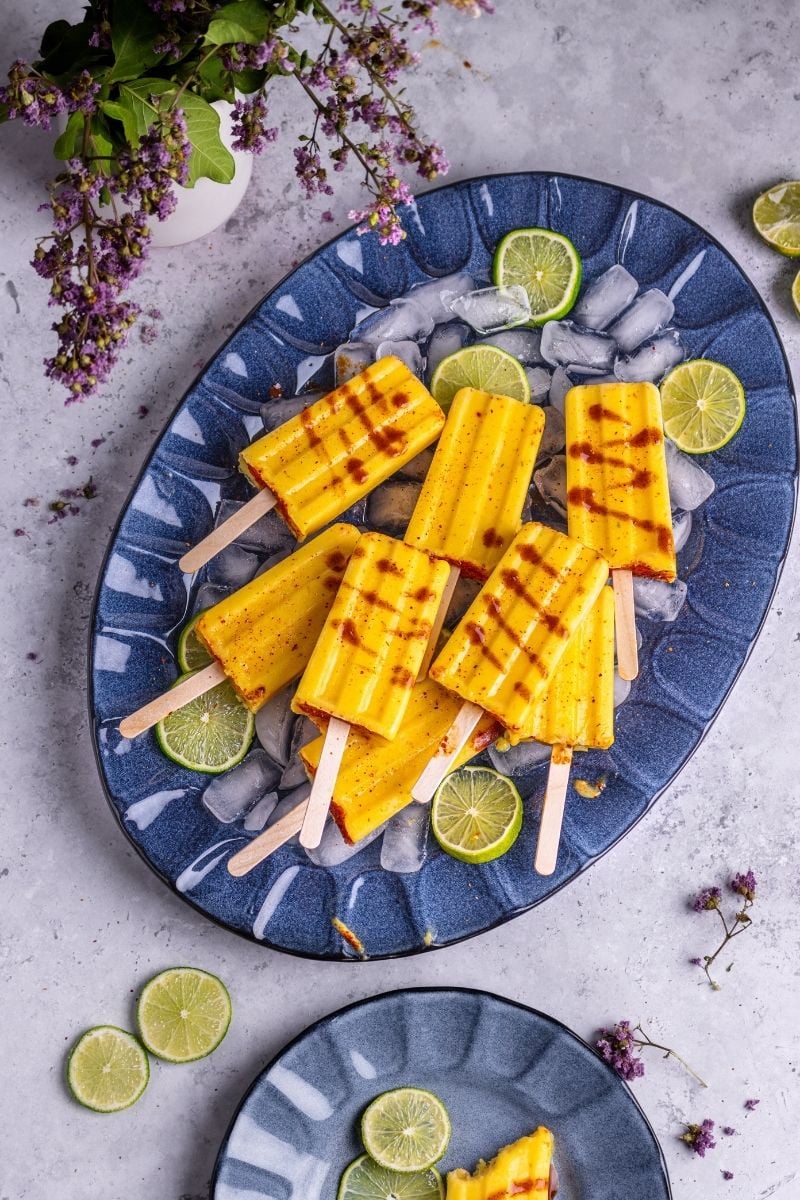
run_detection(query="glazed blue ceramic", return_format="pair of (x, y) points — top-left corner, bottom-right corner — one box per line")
(211, 988), (671, 1199)
(90, 172), (797, 960)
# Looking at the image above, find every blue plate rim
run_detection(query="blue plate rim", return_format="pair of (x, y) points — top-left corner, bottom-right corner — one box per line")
(209, 985), (673, 1198)
(88, 169), (798, 961)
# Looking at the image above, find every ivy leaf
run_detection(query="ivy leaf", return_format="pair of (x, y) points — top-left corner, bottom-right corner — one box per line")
(108, 4), (165, 83)
(179, 92), (235, 186)
(53, 111), (85, 160)
(205, 0), (270, 46)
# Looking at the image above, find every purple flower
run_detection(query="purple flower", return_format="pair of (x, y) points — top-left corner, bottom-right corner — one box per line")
(64, 70), (101, 115)
(681, 1118), (716, 1157)
(595, 1021), (646, 1082)
(0, 60), (66, 129)
(689, 957), (703, 966)
(731, 870), (756, 902)
(321, 210), (334, 222)
(744, 1098), (760, 1111)
(692, 886), (722, 912)
(231, 93), (278, 154)
(722, 1126), (736, 1136)
(722, 1170), (734, 1181)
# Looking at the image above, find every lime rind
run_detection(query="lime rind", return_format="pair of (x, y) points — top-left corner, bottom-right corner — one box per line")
(361, 1087), (451, 1173)
(660, 358), (746, 454)
(752, 181), (800, 258)
(792, 268), (800, 317)
(155, 672), (254, 774)
(432, 766), (523, 864)
(430, 344), (530, 411)
(337, 1154), (444, 1200)
(177, 610), (213, 672)
(493, 227), (582, 325)
(67, 1025), (150, 1113)
(136, 967), (232, 1063)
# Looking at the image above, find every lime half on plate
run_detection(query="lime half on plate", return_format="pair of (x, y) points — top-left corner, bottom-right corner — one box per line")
(137, 967), (232, 1063)
(67, 1026), (149, 1113)
(752, 181), (800, 257)
(338, 1155), (443, 1200)
(660, 359), (746, 454)
(361, 1088), (451, 1173)
(177, 610), (213, 672)
(155, 673), (254, 774)
(432, 766), (523, 864)
(493, 227), (582, 324)
(430, 344), (530, 411)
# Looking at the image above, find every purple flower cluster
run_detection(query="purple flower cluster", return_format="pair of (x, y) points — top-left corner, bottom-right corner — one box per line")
(595, 1021), (646, 1082)
(231, 93), (278, 154)
(731, 869), (757, 902)
(64, 70), (101, 115)
(220, 39), (291, 73)
(681, 1118), (717, 1157)
(690, 869), (758, 988)
(0, 61), (66, 129)
(692, 886), (722, 912)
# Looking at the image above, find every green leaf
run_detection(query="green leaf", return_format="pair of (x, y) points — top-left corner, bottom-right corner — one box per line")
(53, 111), (85, 160)
(116, 78), (174, 142)
(197, 55), (237, 104)
(179, 92), (235, 186)
(205, 0), (270, 46)
(108, 3), (165, 82)
(87, 113), (117, 173)
(37, 18), (95, 77)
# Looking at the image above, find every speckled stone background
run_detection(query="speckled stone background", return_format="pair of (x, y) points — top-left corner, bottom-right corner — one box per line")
(1, 2), (798, 1197)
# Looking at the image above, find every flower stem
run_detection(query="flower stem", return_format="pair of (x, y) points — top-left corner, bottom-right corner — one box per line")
(634, 1026), (707, 1088)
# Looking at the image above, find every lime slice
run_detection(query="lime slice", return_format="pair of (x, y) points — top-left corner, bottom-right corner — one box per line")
(660, 359), (746, 454)
(155, 672), (254, 774)
(431, 766), (523, 864)
(338, 1154), (444, 1200)
(361, 1088), (451, 1173)
(792, 268), (800, 317)
(493, 227), (582, 324)
(177, 610), (213, 672)
(136, 967), (232, 1063)
(753, 181), (800, 257)
(430, 345), (530, 411)
(66, 1026), (149, 1113)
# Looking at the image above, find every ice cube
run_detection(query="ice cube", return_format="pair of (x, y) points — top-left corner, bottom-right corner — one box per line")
(192, 582), (229, 613)
(400, 446), (436, 482)
(672, 509), (692, 554)
(548, 365), (572, 414)
(266, 783), (309, 831)
(206, 543), (260, 589)
(425, 322), (470, 379)
(377, 339), (423, 377)
(664, 439), (715, 510)
(488, 739), (551, 775)
(213, 499), (295, 556)
(254, 681), (297, 766)
(354, 297), (435, 346)
(614, 330), (684, 383)
(279, 716), (318, 790)
(572, 265), (639, 330)
(476, 328), (543, 363)
(540, 321), (616, 372)
(367, 480), (421, 534)
(380, 803), (430, 873)
(539, 405), (566, 459)
(335, 342), (374, 385)
(305, 815), (387, 867)
(533, 455), (567, 518)
(614, 673), (631, 708)
(607, 289), (674, 353)
(243, 791), (279, 831)
(449, 285), (531, 334)
(633, 577), (688, 622)
(407, 271), (475, 323)
(260, 392), (324, 433)
(202, 749), (281, 823)
(525, 366), (552, 402)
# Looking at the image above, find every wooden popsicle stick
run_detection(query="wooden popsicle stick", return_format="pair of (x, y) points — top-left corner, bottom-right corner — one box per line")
(411, 700), (484, 804)
(417, 563), (460, 679)
(227, 798), (309, 877)
(612, 568), (638, 681)
(179, 488), (277, 574)
(119, 661), (225, 739)
(534, 746), (573, 876)
(299, 716), (351, 849)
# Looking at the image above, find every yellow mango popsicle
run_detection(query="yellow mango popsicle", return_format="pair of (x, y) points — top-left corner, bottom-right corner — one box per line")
(446, 1128), (555, 1200)
(301, 675), (501, 844)
(292, 531), (451, 739)
(240, 356), (445, 540)
(405, 387), (545, 580)
(195, 523), (361, 711)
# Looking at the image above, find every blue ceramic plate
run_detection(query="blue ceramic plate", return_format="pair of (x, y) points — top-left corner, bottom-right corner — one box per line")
(211, 988), (671, 1199)
(90, 172), (797, 960)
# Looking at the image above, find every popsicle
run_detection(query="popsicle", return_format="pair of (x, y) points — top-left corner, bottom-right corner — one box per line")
(404, 386), (545, 671)
(412, 522), (609, 804)
(225, 676), (501, 877)
(530, 586), (615, 875)
(178, 357), (445, 572)
(446, 1128), (555, 1200)
(565, 380), (675, 681)
(292, 530), (452, 848)
(118, 522), (361, 739)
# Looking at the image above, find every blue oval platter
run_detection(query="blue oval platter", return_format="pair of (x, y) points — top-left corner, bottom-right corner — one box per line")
(211, 988), (671, 1198)
(90, 171), (797, 960)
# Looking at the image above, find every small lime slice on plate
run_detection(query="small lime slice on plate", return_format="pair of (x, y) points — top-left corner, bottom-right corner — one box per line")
(430, 344), (530, 411)
(67, 1026), (149, 1112)
(493, 227), (582, 324)
(792, 268), (800, 317)
(137, 967), (232, 1063)
(338, 1154), (444, 1200)
(752, 181), (800, 257)
(177, 610), (213, 672)
(660, 359), (745, 454)
(361, 1087), (451, 1173)
(155, 672), (254, 774)
(432, 766), (523, 864)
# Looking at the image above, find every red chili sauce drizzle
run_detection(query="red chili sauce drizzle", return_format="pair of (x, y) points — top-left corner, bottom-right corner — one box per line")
(331, 618), (362, 647)
(567, 487), (673, 554)
(482, 527), (505, 548)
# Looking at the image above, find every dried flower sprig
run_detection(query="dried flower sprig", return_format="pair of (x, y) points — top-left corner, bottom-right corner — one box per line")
(1, 0), (490, 400)
(595, 1020), (707, 1088)
(690, 869), (758, 990)
(681, 1118), (717, 1157)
